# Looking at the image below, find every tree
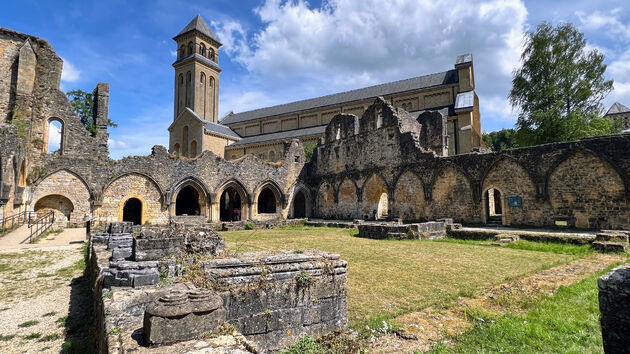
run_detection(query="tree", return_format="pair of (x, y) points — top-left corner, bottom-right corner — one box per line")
(482, 129), (518, 152)
(67, 89), (117, 136)
(304, 144), (315, 162)
(509, 22), (615, 146)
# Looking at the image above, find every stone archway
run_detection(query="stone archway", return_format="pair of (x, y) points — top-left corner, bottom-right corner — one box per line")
(175, 185), (201, 216)
(292, 191), (307, 219)
(34, 194), (74, 225)
(219, 187), (242, 221)
(257, 187), (277, 214)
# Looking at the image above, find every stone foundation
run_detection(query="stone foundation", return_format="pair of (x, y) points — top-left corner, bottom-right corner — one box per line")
(357, 221), (446, 239)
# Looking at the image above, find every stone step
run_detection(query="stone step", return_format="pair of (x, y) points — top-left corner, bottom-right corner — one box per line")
(596, 232), (630, 243)
(592, 241), (628, 253)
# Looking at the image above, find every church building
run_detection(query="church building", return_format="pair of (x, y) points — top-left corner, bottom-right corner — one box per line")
(168, 15), (483, 160)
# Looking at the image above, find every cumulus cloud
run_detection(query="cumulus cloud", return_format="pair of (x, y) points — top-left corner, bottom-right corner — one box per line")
(576, 9), (630, 42)
(61, 57), (80, 82)
(605, 47), (630, 108)
(215, 0), (528, 126)
(47, 121), (62, 152)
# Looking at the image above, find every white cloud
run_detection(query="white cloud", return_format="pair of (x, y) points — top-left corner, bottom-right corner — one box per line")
(576, 9), (630, 42)
(61, 57), (80, 82)
(215, 0), (528, 128)
(47, 121), (62, 152)
(605, 47), (630, 109)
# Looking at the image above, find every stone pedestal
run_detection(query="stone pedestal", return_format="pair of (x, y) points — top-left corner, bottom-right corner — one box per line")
(143, 288), (226, 345)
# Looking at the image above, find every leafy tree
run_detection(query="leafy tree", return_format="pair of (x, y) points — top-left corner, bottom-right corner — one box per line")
(509, 22), (615, 146)
(482, 129), (518, 152)
(304, 144), (316, 162)
(67, 89), (117, 136)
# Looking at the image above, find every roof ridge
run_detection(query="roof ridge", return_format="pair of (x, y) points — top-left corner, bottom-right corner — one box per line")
(222, 69), (457, 124)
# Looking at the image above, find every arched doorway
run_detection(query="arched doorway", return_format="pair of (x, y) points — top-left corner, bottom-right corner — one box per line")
(485, 188), (503, 225)
(34, 194), (74, 223)
(175, 185), (201, 216)
(220, 187), (242, 221)
(257, 187), (277, 214)
(122, 198), (142, 225)
(377, 192), (388, 219)
(293, 191), (306, 218)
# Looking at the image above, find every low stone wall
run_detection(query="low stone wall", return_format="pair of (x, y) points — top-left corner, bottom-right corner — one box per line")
(202, 250), (348, 351)
(357, 221), (446, 239)
(598, 264), (630, 353)
(90, 222), (348, 352)
(221, 218), (307, 231)
(447, 227), (596, 244)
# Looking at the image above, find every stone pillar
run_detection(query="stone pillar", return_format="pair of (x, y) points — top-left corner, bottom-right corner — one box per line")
(598, 264), (630, 353)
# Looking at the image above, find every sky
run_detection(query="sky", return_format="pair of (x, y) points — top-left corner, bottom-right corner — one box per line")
(2, 0), (629, 159)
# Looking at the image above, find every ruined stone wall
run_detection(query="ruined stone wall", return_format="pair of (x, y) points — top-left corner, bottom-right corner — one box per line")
(29, 141), (305, 225)
(305, 99), (630, 229)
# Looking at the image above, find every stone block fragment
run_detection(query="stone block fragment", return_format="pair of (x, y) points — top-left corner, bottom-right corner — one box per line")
(599, 264), (630, 353)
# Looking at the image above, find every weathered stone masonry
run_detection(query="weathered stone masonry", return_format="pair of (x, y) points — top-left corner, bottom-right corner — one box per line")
(304, 98), (630, 230)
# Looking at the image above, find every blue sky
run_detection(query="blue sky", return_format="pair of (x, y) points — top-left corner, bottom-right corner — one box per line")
(2, 0), (629, 159)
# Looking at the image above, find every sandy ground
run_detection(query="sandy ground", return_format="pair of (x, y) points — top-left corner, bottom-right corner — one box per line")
(0, 244), (87, 353)
(0, 226), (86, 251)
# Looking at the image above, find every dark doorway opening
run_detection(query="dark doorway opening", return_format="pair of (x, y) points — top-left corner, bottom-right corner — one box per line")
(220, 187), (242, 221)
(258, 188), (276, 214)
(485, 188), (502, 225)
(293, 191), (306, 218)
(123, 198), (142, 225)
(176, 185), (201, 216)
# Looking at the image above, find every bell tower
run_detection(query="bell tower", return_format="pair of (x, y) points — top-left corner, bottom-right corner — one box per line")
(173, 14), (222, 122)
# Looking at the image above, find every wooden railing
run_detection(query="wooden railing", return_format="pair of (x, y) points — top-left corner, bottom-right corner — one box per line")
(24, 211), (55, 244)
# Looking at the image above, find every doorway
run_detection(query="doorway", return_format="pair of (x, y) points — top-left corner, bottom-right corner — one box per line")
(175, 185), (201, 216)
(122, 198), (142, 225)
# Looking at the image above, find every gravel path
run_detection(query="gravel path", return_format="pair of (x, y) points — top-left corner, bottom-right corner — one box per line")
(0, 245), (87, 353)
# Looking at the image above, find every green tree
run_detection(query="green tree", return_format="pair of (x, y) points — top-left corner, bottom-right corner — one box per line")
(482, 129), (518, 152)
(509, 22), (615, 146)
(304, 144), (316, 162)
(67, 89), (116, 136)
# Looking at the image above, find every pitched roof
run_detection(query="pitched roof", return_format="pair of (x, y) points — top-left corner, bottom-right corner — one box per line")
(175, 14), (221, 44)
(205, 121), (240, 140)
(228, 126), (326, 147)
(221, 69), (459, 125)
(606, 102), (630, 115)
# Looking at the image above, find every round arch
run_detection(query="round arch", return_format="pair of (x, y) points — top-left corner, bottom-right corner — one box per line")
(361, 173), (389, 220)
(481, 186), (505, 226)
(103, 172), (165, 205)
(120, 195), (144, 225)
(43, 117), (65, 155)
(289, 184), (311, 219)
(34, 194), (74, 225)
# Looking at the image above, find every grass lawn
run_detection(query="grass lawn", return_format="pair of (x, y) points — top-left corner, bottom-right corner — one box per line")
(220, 226), (576, 329)
(430, 267), (611, 353)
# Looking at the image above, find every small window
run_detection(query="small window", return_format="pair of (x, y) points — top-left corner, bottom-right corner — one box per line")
(200, 72), (205, 83)
(209, 49), (215, 61)
(179, 45), (186, 58)
(210, 77), (214, 87)
(187, 42), (193, 55)
(173, 143), (180, 154)
(200, 43), (206, 56)
(270, 151), (276, 162)
(294, 156), (300, 162)
(408, 102), (413, 110)
(46, 119), (63, 155)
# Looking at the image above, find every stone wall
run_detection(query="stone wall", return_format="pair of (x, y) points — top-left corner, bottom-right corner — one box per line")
(305, 98), (630, 230)
(598, 264), (630, 353)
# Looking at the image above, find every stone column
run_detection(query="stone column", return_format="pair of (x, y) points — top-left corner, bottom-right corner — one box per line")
(598, 264), (630, 353)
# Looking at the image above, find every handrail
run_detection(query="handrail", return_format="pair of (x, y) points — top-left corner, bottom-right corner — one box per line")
(0, 211), (39, 233)
(24, 211), (55, 244)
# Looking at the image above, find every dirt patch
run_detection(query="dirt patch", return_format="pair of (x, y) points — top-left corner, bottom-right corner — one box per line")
(368, 253), (624, 353)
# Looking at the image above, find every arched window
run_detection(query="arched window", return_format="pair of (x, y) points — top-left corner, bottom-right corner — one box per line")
(179, 45), (186, 58)
(209, 48), (215, 61)
(178, 74), (184, 113)
(210, 77), (214, 87)
(187, 41), (193, 55)
(182, 126), (189, 156)
(18, 160), (26, 187)
(200, 72), (205, 83)
(199, 43), (206, 56)
(257, 187), (277, 214)
(201, 73), (207, 119)
(173, 143), (180, 155)
(185, 71), (192, 107)
(270, 151), (276, 162)
(190, 140), (197, 157)
(46, 119), (63, 155)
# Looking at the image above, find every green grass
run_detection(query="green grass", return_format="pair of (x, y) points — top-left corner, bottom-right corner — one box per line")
(23, 332), (41, 340)
(221, 227), (576, 330)
(40, 332), (60, 341)
(33, 228), (63, 243)
(18, 320), (38, 328)
(430, 268), (611, 353)
(42, 311), (56, 317)
(0, 334), (15, 341)
(436, 238), (593, 256)
(54, 259), (85, 278)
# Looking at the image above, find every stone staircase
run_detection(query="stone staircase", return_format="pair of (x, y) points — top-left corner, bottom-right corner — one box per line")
(592, 230), (629, 253)
(491, 233), (519, 246)
(487, 215), (502, 226)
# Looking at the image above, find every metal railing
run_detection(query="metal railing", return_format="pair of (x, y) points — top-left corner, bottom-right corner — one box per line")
(24, 210), (55, 244)
(0, 211), (38, 233)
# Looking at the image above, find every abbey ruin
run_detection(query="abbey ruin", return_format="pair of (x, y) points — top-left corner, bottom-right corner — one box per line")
(1, 13), (629, 353)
